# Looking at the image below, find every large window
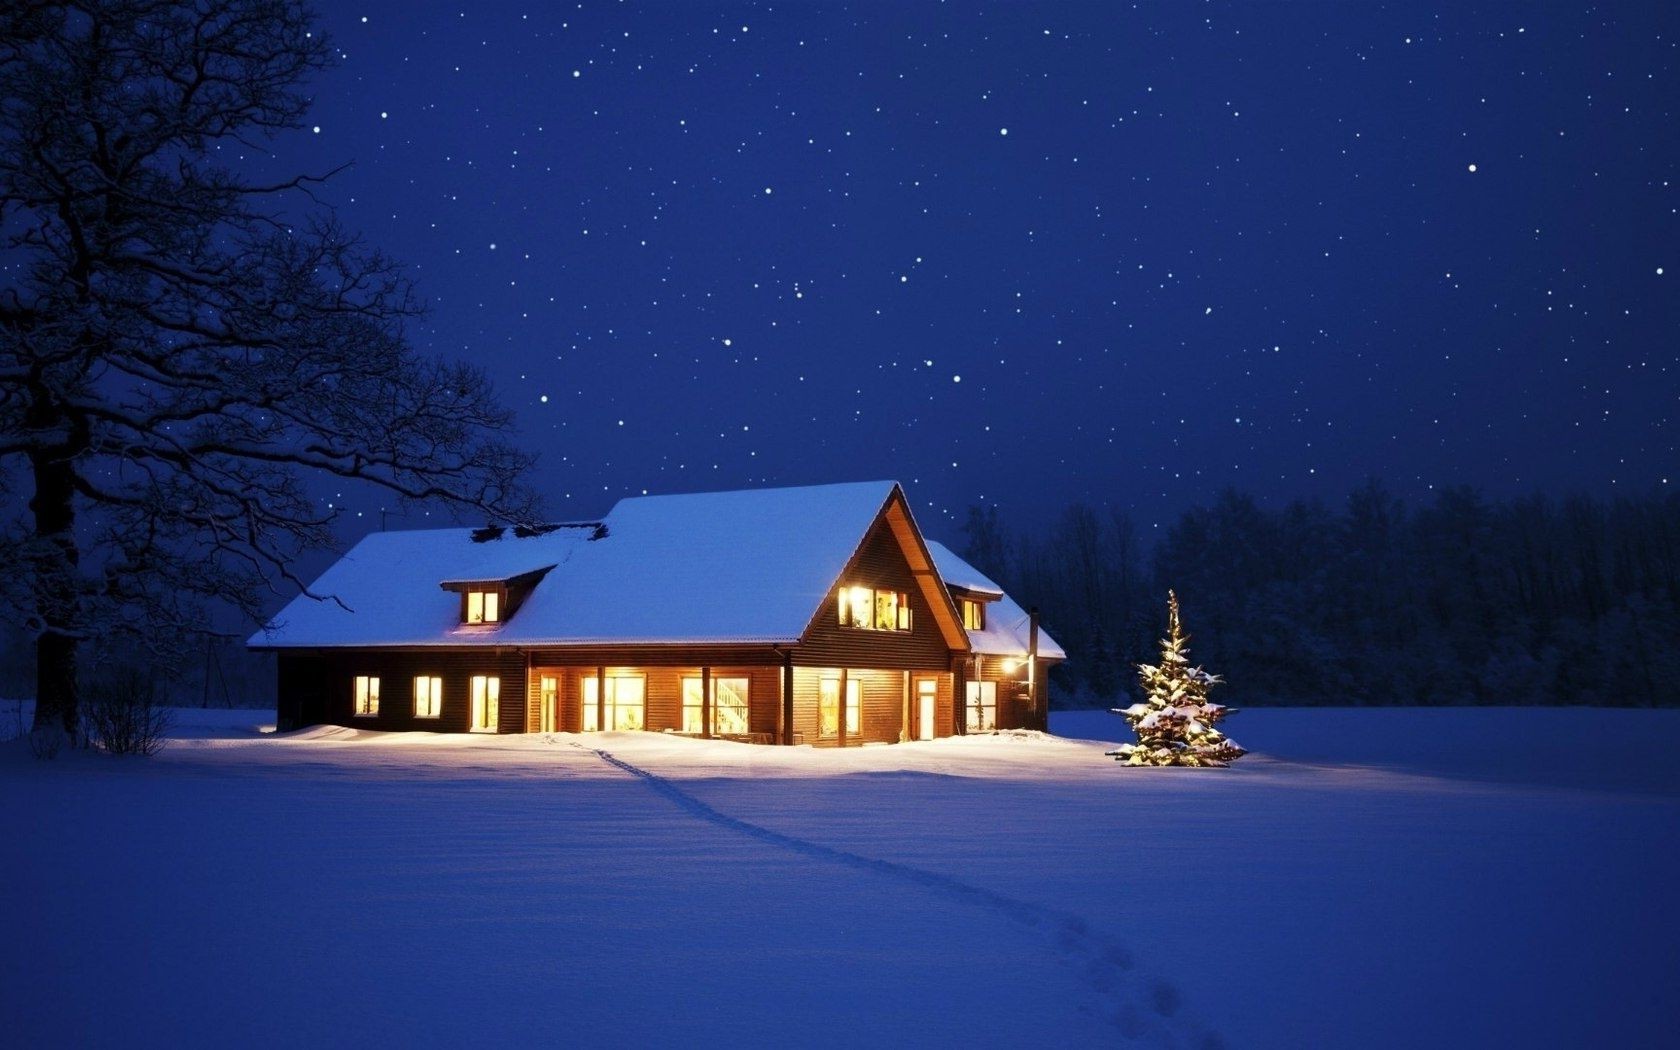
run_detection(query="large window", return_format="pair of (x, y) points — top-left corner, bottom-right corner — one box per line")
(960, 599), (985, 630)
(413, 676), (442, 719)
(470, 675), (499, 732)
(836, 585), (911, 632)
(818, 677), (861, 739)
(682, 677), (750, 736)
(965, 681), (997, 732)
(582, 675), (646, 731)
(354, 675), (380, 717)
(465, 589), (501, 624)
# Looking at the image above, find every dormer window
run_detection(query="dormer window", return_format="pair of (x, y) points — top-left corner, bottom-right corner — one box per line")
(465, 589), (500, 625)
(837, 585), (912, 632)
(959, 598), (985, 630)
(441, 564), (554, 629)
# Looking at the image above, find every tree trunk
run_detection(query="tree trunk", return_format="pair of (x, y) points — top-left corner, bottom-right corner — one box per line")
(28, 447), (81, 740)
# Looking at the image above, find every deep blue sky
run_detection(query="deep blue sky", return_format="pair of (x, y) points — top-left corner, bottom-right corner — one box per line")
(255, 2), (1676, 538)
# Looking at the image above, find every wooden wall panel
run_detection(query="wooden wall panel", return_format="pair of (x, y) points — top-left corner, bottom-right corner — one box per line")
(526, 662), (785, 739)
(277, 648), (528, 734)
(794, 517), (954, 672)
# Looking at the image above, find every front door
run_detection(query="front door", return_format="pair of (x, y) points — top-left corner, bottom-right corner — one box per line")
(539, 675), (557, 733)
(916, 678), (936, 740)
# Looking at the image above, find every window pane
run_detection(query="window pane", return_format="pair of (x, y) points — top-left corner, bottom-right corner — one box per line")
(467, 591), (483, 623)
(819, 679), (839, 737)
(354, 676), (380, 716)
(582, 677), (599, 732)
(681, 677), (703, 734)
(611, 676), (645, 731)
(414, 675), (442, 718)
(714, 678), (749, 735)
(848, 587), (872, 628)
(845, 680), (860, 734)
(484, 591), (499, 623)
(874, 590), (896, 630)
(470, 675), (498, 731)
(973, 682), (996, 731)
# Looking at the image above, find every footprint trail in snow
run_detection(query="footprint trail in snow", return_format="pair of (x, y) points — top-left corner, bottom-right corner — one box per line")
(580, 743), (1224, 1049)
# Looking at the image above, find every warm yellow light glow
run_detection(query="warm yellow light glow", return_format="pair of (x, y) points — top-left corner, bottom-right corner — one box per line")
(965, 681), (997, 731)
(465, 590), (500, 624)
(413, 675), (442, 718)
(470, 675), (499, 732)
(583, 674), (646, 731)
(1001, 658), (1019, 673)
(838, 585), (911, 632)
(538, 676), (558, 733)
(682, 676), (750, 735)
(354, 675), (380, 716)
(819, 677), (861, 738)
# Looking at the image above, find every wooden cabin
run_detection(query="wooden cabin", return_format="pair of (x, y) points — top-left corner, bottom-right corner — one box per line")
(249, 481), (1064, 744)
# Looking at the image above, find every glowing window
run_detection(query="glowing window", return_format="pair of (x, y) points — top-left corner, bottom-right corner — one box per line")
(465, 590), (500, 624)
(470, 675), (499, 732)
(960, 599), (985, 630)
(353, 676), (380, 717)
(682, 676), (750, 735)
(965, 681), (997, 732)
(836, 586), (911, 632)
(818, 677), (861, 739)
(539, 676), (558, 733)
(582, 675), (645, 732)
(413, 675), (443, 718)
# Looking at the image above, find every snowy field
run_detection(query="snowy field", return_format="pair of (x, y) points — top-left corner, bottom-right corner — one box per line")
(3, 704), (1677, 1049)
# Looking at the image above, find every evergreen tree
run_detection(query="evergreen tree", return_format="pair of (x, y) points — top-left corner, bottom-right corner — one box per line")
(1108, 591), (1246, 766)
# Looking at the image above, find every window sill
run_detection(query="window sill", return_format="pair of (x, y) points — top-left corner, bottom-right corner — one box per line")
(469, 726), (498, 734)
(353, 712), (378, 719)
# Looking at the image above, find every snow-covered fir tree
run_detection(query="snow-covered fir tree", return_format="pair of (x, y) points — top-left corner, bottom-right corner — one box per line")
(1108, 591), (1246, 767)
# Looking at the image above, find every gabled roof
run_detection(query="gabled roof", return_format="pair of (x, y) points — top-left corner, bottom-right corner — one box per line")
(923, 540), (1067, 661)
(252, 480), (953, 649)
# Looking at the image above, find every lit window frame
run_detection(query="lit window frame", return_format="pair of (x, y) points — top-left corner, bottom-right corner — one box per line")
(353, 675), (380, 717)
(818, 677), (862, 739)
(582, 674), (647, 732)
(965, 681), (998, 733)
(413, 675), (443, 719)
(836, 585), (912, 633)
(465, 589), (501, 625)
(960, 599), (985, 630)
(681, 676), (751, 736)
(470, 674), (500, 733)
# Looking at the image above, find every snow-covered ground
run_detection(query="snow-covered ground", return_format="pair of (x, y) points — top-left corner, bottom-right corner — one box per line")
(3, 705), (1677, 1048)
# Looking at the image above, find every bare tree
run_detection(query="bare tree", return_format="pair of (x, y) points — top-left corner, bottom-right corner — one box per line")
(0, 1), (537, 744)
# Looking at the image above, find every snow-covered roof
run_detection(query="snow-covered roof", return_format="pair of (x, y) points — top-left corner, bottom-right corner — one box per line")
(923, 540), (1067, 661)
(251, 481), (911, 648)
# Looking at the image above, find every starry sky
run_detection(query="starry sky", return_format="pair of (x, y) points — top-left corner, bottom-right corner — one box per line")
(256, 2), (1677, 538)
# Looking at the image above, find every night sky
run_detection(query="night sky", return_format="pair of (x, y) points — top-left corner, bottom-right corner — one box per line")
(254, 2), (1676, 538)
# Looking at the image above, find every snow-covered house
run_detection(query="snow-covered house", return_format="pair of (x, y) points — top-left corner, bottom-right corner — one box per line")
(249, 481), (1064, 744)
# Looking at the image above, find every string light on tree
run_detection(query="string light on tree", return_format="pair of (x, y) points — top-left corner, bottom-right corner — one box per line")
(1107, 591), (1246, 767)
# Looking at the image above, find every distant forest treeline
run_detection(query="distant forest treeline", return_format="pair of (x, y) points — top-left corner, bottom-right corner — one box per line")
(964, 483), (1680, 708)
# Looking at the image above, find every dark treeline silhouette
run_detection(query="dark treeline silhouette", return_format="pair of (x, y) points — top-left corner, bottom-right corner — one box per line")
(963, 482), (1680, 707)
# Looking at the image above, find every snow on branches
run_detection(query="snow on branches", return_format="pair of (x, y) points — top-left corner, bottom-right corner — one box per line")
(1107, 591), (1246, 767)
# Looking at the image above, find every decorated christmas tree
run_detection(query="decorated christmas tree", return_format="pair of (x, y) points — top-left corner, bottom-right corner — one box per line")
(1107, 591), (1246, 767)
